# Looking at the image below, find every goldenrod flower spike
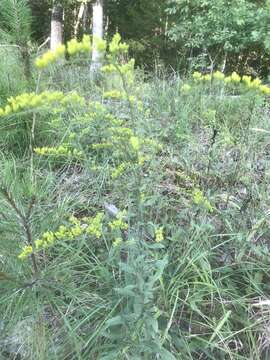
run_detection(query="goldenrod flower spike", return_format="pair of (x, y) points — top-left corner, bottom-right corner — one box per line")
(155, 228), (164, 243)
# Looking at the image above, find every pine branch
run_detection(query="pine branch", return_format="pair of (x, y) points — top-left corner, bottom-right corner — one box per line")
(0, 0), (32, 46)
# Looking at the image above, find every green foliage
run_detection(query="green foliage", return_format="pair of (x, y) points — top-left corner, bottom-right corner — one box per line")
(166, 0), (270, 75)
(0, 48), (28, 103)
(26, 0), (270, 74)
(0, 0), (33, 80)
(0, 0), (32, 45)
(106, 0), (172, 68)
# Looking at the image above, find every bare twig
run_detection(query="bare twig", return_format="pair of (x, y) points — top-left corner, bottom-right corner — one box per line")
(37, 37), (50, 52)
(0, 44), (20, 48)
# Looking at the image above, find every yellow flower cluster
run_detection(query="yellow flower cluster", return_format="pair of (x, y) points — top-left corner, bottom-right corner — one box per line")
(109, 212), (128, 231)
(109, 126), (133, 139)
(111, 162), (128, 179)
(193, 72), (212, 82)
(193, 71), (203, 81)
(0, 91), (85, 117)
(103, 90), (124, 99)
(84, 212), (104, 238)
(225, 71), (241, 83)
(213, 71), (225, 81)
(192, 71), (270, 94)
(35, 231), (58, 250)
(138, 155), (148, 166)
(130, 136), (140, 151)
(101, 58), (135, 84)
(101, 64), (117, 73)
(155, 227), (164, 243)
(105, 114), (123, 126)
(18, 213), (104, 259)
(35, 45), (66, 69)
(91, 142), (113, 150)
(142, 138), (163, 151)
(92, 35), (107, 52)
(181, 84), (192, 93)
(193, 189), (213, 213)
(112, 237), (123, 247)
(34, 146), (83, 158)
(63, 91), (86, 106)
(67, 35), (92, 55)
(109, 33), (129, 55)
(119, 59), (135, 74)
(18, 245), (33, 260)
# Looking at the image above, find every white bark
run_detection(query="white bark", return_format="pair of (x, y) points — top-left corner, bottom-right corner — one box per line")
(83, 3), (88, 33)
(50, 4), (63, 51)
(74, 2), (85, 39)
(90, 0), (104, 75)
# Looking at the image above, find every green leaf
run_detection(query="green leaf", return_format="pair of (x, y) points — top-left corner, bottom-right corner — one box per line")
(159, 348), (177, 360)
(105, 315), (124, 327)
(115, 285), (137, 297)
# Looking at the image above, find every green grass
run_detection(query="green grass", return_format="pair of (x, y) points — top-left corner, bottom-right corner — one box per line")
(1, 49), (270, 359)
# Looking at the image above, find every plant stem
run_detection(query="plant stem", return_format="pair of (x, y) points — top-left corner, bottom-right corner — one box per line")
(0, 186), (38, 275)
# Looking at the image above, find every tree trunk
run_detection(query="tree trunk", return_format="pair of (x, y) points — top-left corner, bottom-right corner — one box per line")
(50, 3), (63, 51)
(83, 3), (89, 33)
(21, 45), (31, 81)
(74, 2), (85, 39)
(90, 0), (104, 76)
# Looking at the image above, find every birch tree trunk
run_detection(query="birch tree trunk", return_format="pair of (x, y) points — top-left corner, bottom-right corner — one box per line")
(50, 3), (63, 51)
(83, 3), (89, 34)
(74, 2), (86, 39)
(90, 0), (104, 76)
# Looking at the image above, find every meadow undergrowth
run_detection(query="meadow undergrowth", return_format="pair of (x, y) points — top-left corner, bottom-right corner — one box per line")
(1, 34), (270, 360)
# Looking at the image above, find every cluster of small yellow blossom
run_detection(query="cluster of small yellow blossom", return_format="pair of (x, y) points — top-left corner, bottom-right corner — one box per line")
(108, 33), (129, 55)
(104, 113), (123, 126)
(91, 142), (113, 150)
(0, 91), (85, 117)
(141, 138), (163, 151)
(192, 189), (213, 213)
(35, 34), (106, 69)
(109, 126), (133, 139)
(107, 132), (155, 179)
(100, 64), (117, 73)
(119, 59), (135, 75)
(155, 227), (164, 243)
(34, 145), (83, 159)
(103, 90), (124, 100)
(35, 44), (66, 69)
(129, 136), (140, 152)
(181, 84), (192, 94)
(101, 34), (135, 99)
(18, 212), (105, 259)
(63, 91), (86, 106)
(103, 93), (136, 103)
(92, 35), (107, 52)
(89, 126), (159, 178)
(112, 237), (122, 247)
(109, 211), (128, 231)
(190, 71), (270, 95)
(103, 91), (136, 103)
(84, 212), (104, 238)
(67, 34), (93, 55)
(101, 59), (135, 76)
(111, 162), (129, 179)
(18, 246), (33, 260)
